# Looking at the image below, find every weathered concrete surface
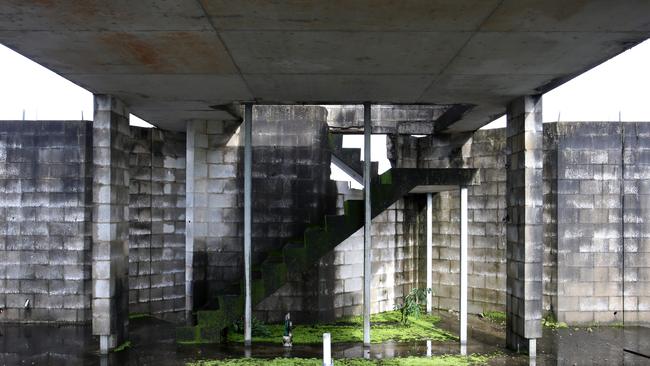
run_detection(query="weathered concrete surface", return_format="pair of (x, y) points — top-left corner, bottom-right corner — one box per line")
(184, 106), (338, 313)
(505, 95), (543, 352)
(92, 95), (130, 352)
(128, 127), (186, 321)
(0, 121), (93, 323)
(1, 2), (649, 130)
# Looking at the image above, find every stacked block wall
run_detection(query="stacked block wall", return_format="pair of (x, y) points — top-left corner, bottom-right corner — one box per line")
(0, 121), (93, 323)
(0, 120), (186, 324)
(408, 122), (650, 325)
(128, 127), (186, 320)
(414, 129), (507, 314)
(186, 106), (337, 312)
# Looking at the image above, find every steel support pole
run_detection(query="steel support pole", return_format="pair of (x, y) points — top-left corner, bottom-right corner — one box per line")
(426, 193), (433, 314)
(460, 187), (468, 352)
(363, 102), (372, 347)
(243, 103), (253, 347)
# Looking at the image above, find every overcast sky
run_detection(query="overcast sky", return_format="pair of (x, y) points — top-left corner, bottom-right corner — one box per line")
(1, 39), (649, 124)
(1, 39), (649, 184)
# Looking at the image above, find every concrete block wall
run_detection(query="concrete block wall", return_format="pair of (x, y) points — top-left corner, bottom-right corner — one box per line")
(186, 106), (337, 312)
(128, 127), (186, 320)
(621, 123), (650, 325)
(0, 121), (93, 323)
(316, 196), (423, 321)
(185, 119), (243, 308)
(407, 121), (650, 326)
(414, 129), (507, 314)
(256, 193), (423, 323)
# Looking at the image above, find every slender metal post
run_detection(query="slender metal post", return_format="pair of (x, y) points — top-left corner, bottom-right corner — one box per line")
(426, 193), (433, 313)
(244, 103), (253, 346)
(460, 187), (468, 352)
(363, 102), (372, 347)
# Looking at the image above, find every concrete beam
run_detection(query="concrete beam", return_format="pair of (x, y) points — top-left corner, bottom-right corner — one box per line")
(91, 95), (130, 354)
(505, 95), (543, 354)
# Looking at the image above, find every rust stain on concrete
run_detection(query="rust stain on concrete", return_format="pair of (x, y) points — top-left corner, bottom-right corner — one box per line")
(100, 32), (166, 72)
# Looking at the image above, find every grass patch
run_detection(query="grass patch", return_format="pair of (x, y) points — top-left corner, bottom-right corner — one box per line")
(187, 354), (493, 366)
(227, 311), (456, 344)
(481, 311), (505, 326)
(113, 341), (131, 352)
(129, 312), (151, 320)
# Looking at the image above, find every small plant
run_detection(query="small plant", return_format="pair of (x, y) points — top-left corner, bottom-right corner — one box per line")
(542, 314), (568, 329)
(481, 311), (506, 325)
(231, 317), (272, 337)
(395, 288), (431, 325)
(113, 340), (131, 352)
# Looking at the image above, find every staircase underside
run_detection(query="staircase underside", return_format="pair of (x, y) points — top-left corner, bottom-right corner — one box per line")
(177, 167), (479, 344)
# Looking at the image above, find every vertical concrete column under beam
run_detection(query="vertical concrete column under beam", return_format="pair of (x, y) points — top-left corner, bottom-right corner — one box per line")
(505, 95), (543, 355)
(426, 193), (433, 314)
(92, 95), (130, 354)
(459, 187), (468, 353)
(363, 102), (372, 347)
(243, 104), (253, 347)
(185, 121), (196, 322)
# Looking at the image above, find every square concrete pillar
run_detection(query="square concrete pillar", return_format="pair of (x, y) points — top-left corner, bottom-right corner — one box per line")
(92, 95), (130, 354)
(505, 95), (543, 353)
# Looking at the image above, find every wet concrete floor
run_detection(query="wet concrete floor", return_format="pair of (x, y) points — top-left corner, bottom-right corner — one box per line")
(0, 312), (648, 365)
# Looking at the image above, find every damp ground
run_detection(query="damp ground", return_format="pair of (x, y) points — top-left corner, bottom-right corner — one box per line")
(1, 311), (649, 365)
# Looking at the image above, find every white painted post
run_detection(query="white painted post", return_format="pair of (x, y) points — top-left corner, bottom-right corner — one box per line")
(244, 103), (253, 347)
(323, 333), (332, 366)
(426, 193), (433, 314)
(460, 187), (468, 352)
(529, 339), (537, 358)
(363, 102), (372, 347)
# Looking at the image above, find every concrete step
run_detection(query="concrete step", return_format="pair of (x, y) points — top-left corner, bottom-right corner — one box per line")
(182, 167), (480, 344)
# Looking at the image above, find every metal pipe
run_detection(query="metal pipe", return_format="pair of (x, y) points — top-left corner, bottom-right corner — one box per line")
(244, 103), (253, 346)
(460, 187), (468, 350)
(363, 102), (372, 347)
(426, 193), (433, 313)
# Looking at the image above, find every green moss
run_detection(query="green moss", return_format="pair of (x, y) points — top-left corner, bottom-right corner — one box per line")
(481, 311), (505, 325)
(542, 315), (568, 329)
(187, 354), (492, 366)
(227, 311), (456, 344)
(128, 312), (151, 320)
(113, 341), (131, 353)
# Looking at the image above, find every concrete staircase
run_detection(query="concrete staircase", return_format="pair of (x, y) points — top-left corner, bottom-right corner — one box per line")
(176, 137), (478, 344)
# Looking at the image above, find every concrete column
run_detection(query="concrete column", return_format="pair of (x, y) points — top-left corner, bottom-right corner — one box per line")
(243, 104), (253, 346)
(426, 193), (433, 314)
(459, 187), (468, 353)
(363, 102), (372, 347)
(185, 121), (196, 322)
(505, 95), (543, 354)
(92, 95), (130, 354)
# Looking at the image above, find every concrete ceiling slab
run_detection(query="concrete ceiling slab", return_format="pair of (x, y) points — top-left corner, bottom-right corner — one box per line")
(482, 0), (650, 32)
(1, 1), (649, 132)
(199, 0), (500, 31)
(420, 74), (564, 105)
(0, 30), (238, 75)
(244, 74), (434, 104)
(0, 0), (211, 31)
(445, 31), (646, 76)
(221, 31), (471, 75)
(68, 74), (251, 104)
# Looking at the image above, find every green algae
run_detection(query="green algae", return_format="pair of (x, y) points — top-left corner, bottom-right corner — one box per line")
(227, 311), (456, 344)
(187, 354), (492, 366)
